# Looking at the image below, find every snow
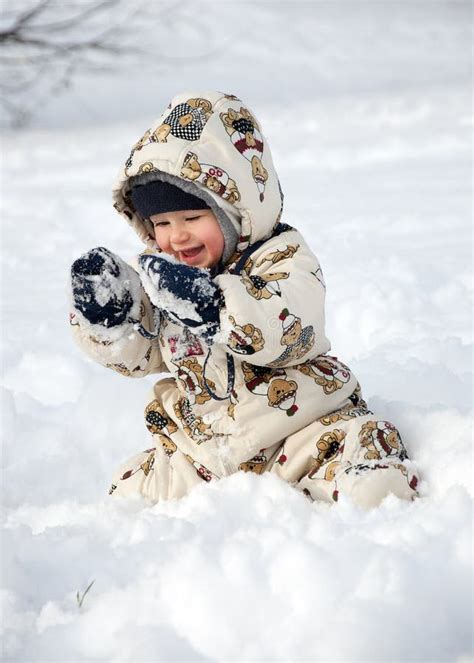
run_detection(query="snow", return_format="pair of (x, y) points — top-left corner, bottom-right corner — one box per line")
(1, 2), (472, 661)
(2, 478), (472, 661)
(1, 351), (84, 407)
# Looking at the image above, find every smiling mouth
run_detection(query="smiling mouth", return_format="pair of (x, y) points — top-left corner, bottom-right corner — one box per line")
(180, 246), (203, 259)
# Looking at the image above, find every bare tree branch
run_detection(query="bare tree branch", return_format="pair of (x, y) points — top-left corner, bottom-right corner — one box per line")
(13, 0), (51, 31)
(0, 0), (138, 126)
(24, 0), (117, 32)
(0, 0), (221, 128)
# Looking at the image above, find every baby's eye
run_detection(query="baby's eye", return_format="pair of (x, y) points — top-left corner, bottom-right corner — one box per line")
(186, 215), (202, 222)
(153, 221), (169, 227)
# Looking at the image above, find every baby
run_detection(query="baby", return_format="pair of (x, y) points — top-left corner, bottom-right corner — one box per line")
(69, 91), (419, 508)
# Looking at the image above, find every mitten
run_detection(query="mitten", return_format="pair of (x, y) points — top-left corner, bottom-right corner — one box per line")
(71, 247), (143, 330)
(138, 254), (223, 343)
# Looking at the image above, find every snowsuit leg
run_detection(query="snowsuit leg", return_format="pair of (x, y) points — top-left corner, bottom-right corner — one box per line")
(108, 435), (205, 501)
(270, 409), (419, 509)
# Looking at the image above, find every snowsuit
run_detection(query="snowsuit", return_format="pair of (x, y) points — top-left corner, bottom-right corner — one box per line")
(70, 91), (419, 508)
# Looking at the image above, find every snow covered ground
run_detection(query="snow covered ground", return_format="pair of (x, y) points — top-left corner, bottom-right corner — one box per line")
(1, 3), (472, 662)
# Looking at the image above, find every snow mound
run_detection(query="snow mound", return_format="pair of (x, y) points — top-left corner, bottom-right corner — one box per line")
(1, 351), (84, 406)
(2, 473), (472, 662)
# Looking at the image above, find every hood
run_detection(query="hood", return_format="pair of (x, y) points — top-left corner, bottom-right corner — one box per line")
(112, 91), (284, 257)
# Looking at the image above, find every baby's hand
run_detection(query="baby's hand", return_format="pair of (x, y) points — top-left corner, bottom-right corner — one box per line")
(70, 247), (141, 328)
(138, 254), (222, 343)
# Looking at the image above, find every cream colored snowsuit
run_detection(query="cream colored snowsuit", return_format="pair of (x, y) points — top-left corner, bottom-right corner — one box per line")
(70, 91), (419, 508)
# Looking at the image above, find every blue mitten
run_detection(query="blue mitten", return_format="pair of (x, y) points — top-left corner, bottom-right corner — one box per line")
(138, 254), (223, 343)
(71, 247), (142, 329)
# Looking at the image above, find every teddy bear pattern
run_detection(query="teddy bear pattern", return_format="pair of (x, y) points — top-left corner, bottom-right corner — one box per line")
(72, 91), (420, 508)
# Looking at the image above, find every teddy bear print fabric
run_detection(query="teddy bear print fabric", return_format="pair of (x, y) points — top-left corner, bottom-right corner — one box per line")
(71, 90), (419, 508)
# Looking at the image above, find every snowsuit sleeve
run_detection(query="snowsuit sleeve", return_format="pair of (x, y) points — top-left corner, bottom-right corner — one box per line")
(214, 233), (331, 368)
(69, 287), (166, 378)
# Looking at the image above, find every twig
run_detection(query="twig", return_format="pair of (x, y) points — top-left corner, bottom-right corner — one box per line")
(76, 580), (95, 609)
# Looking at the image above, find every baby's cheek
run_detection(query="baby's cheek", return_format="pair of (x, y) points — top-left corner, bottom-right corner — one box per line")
(214, 233), (225, 257)
(154, 231), (168, 251)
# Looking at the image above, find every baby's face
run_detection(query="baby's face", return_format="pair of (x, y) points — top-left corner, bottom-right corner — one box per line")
(150, 209), (224, 269)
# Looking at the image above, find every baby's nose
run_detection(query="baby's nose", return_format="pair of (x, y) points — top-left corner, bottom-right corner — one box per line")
(170, 227), (191, 244)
